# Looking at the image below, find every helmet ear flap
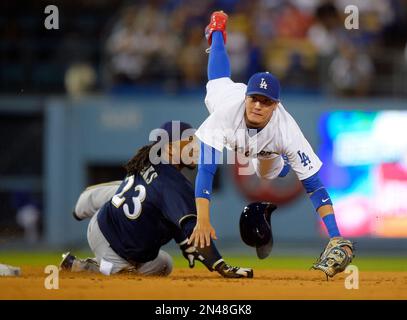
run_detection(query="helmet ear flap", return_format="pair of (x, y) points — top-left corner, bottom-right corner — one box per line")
(263, 202), (278, 220)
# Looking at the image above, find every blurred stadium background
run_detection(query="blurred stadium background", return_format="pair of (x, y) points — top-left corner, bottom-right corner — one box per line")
(1, 0), (407, 261)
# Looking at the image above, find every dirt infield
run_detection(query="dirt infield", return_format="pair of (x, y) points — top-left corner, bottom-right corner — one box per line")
(1, 266), (407, 300)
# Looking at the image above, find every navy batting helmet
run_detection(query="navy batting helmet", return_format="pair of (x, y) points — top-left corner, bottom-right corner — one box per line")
(239, 202), (277, 259)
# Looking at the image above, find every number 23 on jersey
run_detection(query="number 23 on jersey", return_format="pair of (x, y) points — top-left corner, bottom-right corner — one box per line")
(111, 175), (146, 220)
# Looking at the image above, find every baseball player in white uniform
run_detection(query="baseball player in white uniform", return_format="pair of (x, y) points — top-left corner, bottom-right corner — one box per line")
(188, 11), (355, 278)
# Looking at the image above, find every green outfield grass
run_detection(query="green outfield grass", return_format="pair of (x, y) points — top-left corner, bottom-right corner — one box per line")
(1, 252), (406, 272)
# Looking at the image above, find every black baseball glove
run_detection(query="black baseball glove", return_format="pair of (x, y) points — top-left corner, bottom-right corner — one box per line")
(179, 241), (253, 278)
(214, 261), (254, 278)
(179, 240), (206, 268)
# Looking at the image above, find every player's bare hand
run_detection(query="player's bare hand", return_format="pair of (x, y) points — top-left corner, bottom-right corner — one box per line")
(188, 220), (217, 248)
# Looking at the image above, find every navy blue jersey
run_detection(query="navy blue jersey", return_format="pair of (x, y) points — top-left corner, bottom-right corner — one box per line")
(97, 163), (196, 263)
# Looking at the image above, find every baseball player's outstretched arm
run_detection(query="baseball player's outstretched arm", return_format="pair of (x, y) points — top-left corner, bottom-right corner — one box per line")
(303, 174), (354, 277)
(189, 141), (221, 248)
(189, 11), (230, 248)
(302, 173), (340, 238)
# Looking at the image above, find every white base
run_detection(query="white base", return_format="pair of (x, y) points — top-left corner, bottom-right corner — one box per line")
(0, 263), (21, 276)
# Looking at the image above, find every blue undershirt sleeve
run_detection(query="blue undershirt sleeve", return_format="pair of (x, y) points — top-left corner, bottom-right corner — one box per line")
(195, 141), (221, 200)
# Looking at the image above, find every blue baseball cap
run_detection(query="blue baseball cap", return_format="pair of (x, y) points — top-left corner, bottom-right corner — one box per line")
(158, 121), (193, 143)
(246, 72), (280, 102)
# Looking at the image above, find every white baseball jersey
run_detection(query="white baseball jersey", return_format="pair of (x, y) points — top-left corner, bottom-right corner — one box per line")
(195, 77), (322, 181)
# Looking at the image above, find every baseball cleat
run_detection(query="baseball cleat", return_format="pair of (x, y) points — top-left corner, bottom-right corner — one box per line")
(59, 252), (76, 271)
(205, 10), (228, 46)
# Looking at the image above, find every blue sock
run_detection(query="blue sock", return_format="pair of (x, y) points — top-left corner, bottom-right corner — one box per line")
(208, 31), (231, 80)
(322, 214), (341, 238)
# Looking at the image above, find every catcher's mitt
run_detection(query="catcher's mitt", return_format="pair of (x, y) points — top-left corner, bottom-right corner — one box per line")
(312, 237), (355, 278)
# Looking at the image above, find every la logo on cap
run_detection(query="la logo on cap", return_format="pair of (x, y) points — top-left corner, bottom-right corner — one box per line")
(260, 78), (267, 89)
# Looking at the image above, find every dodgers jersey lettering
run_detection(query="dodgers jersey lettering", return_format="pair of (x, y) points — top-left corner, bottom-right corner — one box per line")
(195, 77), (322, 180)
(97, 163), (196, 263)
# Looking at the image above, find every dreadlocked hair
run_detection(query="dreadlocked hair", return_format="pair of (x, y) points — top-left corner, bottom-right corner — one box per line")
(124, 143), (159, 176)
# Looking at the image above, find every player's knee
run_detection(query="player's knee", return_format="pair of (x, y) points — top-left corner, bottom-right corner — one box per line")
(135, 250), (173, 277)
(155, 250), (173, 277)
(158, 250), (173, 277)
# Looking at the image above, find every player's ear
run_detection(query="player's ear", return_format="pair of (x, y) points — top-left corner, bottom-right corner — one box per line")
(167, 142), (180, 163)
(162, 142), (171, 163)
(166, 142), (173, 157)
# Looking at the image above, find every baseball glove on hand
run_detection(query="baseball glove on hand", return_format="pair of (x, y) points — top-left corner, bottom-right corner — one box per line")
(312, 237), (355, 278)
(179, 241), (253, 278)
(179, 241), (205, 268)
(215, 261), (254, 279)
